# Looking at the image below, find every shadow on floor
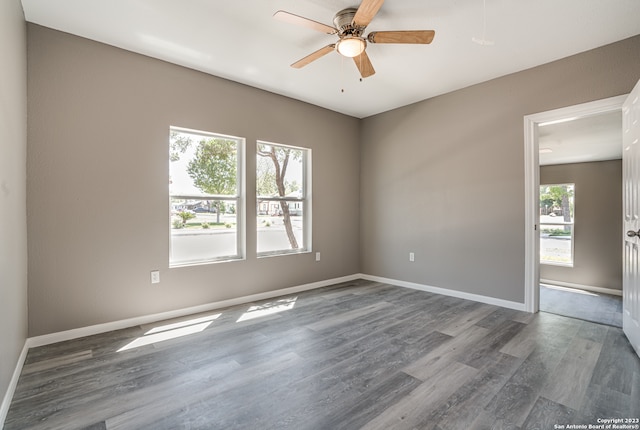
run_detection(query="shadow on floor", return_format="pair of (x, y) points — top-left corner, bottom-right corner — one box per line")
(540, 283), (622, 327)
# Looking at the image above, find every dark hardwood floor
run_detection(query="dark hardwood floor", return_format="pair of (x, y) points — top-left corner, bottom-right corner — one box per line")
(5, 280), (640, 429)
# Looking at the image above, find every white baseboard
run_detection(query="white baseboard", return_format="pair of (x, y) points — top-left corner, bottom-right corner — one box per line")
(26, 273), (528, 349)
(540, 279), (622, 296)
(27, 274), (361, 348)
(26, 272), (529, 349)
(359, 274), (527, 312)
(0, 341), (29, 429)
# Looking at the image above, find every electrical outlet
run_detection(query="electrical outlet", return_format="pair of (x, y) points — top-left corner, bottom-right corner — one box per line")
(315, 252), (321, 262)
(409, 252), (415, 262)
(151, 270), (160, 284)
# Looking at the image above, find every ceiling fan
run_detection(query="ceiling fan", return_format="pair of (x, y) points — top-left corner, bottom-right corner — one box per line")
(274, 0), (435, 78)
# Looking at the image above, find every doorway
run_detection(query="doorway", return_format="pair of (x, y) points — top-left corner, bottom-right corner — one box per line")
(523, 95), (627, 318)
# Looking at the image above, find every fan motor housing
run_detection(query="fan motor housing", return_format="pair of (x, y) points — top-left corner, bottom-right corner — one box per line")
(333, 8), (363, 36)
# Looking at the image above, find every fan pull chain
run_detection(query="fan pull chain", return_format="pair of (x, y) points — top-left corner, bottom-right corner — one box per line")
(341, 54), (345, 93)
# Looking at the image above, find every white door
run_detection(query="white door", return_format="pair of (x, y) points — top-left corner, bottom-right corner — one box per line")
(623, 79), (640, 358)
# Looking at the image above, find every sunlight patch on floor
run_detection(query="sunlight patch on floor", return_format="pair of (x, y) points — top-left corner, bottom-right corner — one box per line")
(541, 283), (599, 296)
(236, 297), (297, 322)
(117, 313), (221, 352)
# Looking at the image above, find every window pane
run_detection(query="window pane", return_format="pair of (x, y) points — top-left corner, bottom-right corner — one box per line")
(256, 143), (304, 199)
(170, 130), (238, 198)
(170, 198), (238, 264)
(540, 224), (573, 265)
(170, 128), (242, 266)
(540, 183), (574, 266)
(257, 202), (304, 254)
(256, 141), (309, 256)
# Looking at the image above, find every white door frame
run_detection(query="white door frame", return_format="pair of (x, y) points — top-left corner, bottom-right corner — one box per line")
(523, 95), (628, 313)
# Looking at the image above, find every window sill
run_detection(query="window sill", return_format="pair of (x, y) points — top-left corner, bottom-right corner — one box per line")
(257, 249), (311, 259)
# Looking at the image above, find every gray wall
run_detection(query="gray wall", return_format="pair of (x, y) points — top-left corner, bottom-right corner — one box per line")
(540, 160), (622, 291)
(24, 23), (640, 335)
(27, 24), (361, 336)
(360, 35), (640, 304)
(0, 0), (28, 410)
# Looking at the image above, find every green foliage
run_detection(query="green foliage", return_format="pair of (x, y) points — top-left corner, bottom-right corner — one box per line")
(540, 184), (574, 213)
(540, 184), (574, 225)
(172, 219), (184, 229)
(177, 210), (196, 225)
(542, 228), (572, 236)
(201, 222), (210, 229)
(169, 131), (192, 162)
(224, 222), (232, 229)
(187, 139), (237, 196)
(287, 180), (300, 193)
(256, 156), (278, 196)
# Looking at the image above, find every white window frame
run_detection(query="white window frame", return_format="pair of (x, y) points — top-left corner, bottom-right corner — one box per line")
(256, 140), (312, 257)
(169, 126), (245, 267)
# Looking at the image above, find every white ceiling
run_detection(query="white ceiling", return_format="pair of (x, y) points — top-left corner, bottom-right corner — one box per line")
(20, 0), (640, 118)
(538, 110), (622, 166)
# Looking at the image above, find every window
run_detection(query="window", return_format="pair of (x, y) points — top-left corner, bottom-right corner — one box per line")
(169, 127), (244, 266)
(540, 183), (575, 266)
(257, 141), (311, 256)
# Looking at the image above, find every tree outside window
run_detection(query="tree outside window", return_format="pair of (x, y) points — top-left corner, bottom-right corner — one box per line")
(257, 142), (310, 255)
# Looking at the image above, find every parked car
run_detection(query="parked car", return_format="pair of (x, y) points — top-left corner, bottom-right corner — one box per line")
(193, 207), (216, 213)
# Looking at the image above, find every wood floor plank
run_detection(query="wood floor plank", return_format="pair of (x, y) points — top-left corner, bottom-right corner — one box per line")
(575, 320), (609, 343)
(519, 396), (581, 430)
(456, 319), (526, 369)
(305, 300), (394, 332)
(359, 361), (479, 430)
(312, 372), (422, 430)
(470, 411), (521, 430)
(6, 280), (639, 430)
(22, 326), (143, 365)
(105, 352), (302, 430)
(80, 422), (107, 430)
(580, 384), (633, 421)
(590, 326), (640, 396)
(482, 344), (566, 427)
(499, 311), (582, 358)
(631, 371), (640, 418)
(255, 331), (453, 430)
(6, 355), (244, 430)
(402, 325), (488, 381)
(475, 307), (527, 330)
(21, 350), (93, 375)
(424, 352), (523, 430)
(438, 302), (496, 336)
(541, 336), (603, 410)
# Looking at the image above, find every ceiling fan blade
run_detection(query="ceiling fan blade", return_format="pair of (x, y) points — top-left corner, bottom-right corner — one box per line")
(353, 51), (375, 78)
(274, 10), (336, 34)
(352, 0), (385, 27)
(367, 30), (435, 44)
(291, 45), (336, 69)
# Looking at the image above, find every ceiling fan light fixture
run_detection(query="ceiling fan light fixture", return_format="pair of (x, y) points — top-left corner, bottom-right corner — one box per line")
(336, 37), (366, 57)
